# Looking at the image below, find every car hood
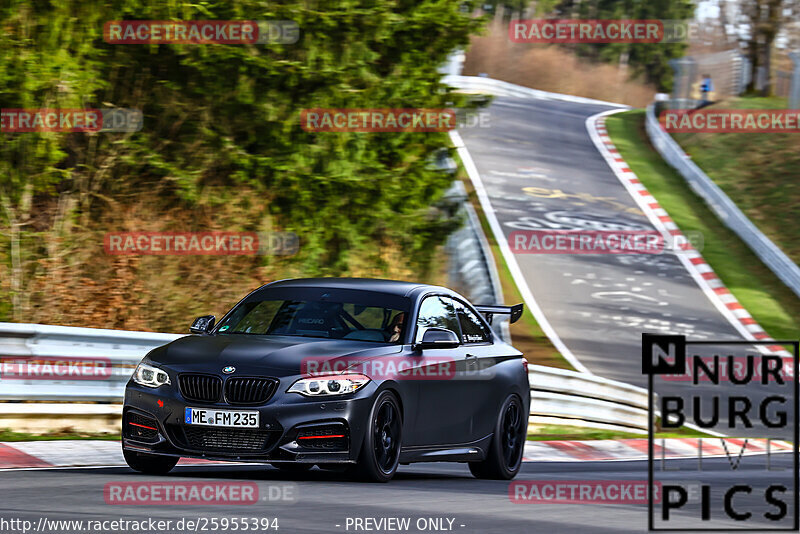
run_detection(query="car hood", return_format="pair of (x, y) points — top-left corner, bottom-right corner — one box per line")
(145, 333), (403, 376)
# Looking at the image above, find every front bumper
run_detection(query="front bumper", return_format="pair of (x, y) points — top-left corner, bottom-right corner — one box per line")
(122, 378), (376, 464)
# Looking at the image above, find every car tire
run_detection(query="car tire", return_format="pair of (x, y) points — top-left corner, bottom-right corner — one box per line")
(270, 463), (314, 472)
(352, 390), (402, 482)
(469, 394), (525, 480)
(123, 448), (179, 475)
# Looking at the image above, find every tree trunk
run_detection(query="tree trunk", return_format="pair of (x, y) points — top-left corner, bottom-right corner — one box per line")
(745, 0), (762, 93)
(1, 195), (19, 321)
(761, 0), (784, 96)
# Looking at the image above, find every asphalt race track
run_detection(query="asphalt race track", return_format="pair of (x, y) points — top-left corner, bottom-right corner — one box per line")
(457, 95), (760, 387)
(0, 456), (796, 533)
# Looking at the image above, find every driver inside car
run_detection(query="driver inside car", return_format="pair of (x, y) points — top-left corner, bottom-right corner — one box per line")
(387, 312), (405, 343)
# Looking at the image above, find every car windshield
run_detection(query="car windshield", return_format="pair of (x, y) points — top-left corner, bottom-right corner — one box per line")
(215, 288), (409, 344)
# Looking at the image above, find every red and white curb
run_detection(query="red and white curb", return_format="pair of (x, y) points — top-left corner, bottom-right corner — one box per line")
(0, 440), (231, 470)
(0, 438), (793, 469)
(587, 110), (794, 363)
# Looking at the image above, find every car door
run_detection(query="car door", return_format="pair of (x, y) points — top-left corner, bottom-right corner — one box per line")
(451, 298), (508, 441)
(406, 295), (478, 447)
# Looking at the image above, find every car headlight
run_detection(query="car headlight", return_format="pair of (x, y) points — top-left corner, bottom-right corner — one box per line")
(132, 363), (171, 388)
(288, 374), (370, 397)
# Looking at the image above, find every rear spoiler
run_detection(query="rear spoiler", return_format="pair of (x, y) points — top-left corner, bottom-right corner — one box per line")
(474, 304), (524, 325)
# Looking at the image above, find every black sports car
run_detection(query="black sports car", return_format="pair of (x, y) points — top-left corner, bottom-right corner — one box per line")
(123, 278), (528, 482)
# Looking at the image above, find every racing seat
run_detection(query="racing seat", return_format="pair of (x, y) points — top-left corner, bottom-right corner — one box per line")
(288, 302), (341, 337)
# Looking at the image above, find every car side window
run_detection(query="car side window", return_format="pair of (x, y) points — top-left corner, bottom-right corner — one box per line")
(415, 296), (461, 343)
(454, 300), (492, 344)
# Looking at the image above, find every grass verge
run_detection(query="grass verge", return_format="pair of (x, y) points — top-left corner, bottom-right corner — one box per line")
(0, 428), (120, 441)
(527, 424), (714, 441)
(605, 110), (800, 341)
(671, 97), (800, 266)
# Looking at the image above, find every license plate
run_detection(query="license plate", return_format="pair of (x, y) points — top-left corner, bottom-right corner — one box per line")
(185, 407), (259, 428)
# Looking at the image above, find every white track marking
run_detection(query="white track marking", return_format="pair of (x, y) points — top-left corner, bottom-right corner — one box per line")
(450, 130), (592, 374)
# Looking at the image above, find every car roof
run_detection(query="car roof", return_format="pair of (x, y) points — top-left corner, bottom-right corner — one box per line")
(263, 277), (442, 297)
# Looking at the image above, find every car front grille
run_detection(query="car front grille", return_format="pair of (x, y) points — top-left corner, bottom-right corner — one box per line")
(180, 427), (275, 452)
(224, 377), (278, 405)
(179, 374), (222, 403)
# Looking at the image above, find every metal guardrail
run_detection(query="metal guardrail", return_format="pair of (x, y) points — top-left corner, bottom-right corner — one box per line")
(443, 75), (627, 108)
(645, 103), (800, 300)
(0, 322), (180, 402)
(529, 364), (649, 433)
(0, 323), (650, 433)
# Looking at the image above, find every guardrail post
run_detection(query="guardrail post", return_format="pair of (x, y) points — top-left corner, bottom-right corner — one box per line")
(790, 52), (800, 110)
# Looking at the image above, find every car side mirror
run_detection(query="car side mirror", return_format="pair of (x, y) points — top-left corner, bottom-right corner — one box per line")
(190, 315), (216, 334)
(415, 327), (459, 350)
